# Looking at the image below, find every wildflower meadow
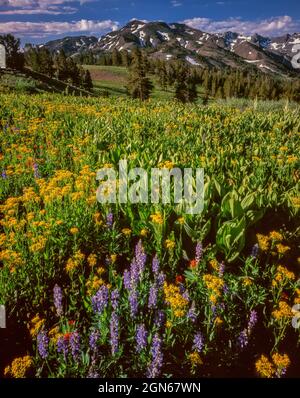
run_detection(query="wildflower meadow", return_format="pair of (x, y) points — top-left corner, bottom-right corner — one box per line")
(0, 93), (299, 378)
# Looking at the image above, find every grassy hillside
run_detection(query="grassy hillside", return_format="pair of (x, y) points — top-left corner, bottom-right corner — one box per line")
(83, 64), (177, 100)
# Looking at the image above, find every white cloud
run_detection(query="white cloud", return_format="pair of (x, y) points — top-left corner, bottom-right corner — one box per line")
(0, 0), (96, 15)
(171, 0), (182, 7)
(0, 19), (119, 38)
(182, 15), (300, 36)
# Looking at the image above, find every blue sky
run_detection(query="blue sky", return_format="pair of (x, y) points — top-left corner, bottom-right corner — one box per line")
(0, 0), (299, 43)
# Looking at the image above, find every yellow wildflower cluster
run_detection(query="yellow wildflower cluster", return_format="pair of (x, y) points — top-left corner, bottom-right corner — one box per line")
(189, 351), (203, 366)
(93, 212), (103, 226)
(165, 239), (176, 250)
(164, 282), (189, 317)
(86, 275), (105, 295)
(256, 234), (270, 252)
(256, 353), (290, 378)
(87, 253), (97, 267)
(65, 250), (85, 273)
(255, 355), (275, 378)
(159, 160), (175, 169)
(49, 327), (60, 344)
(203, 274), (224, 304)
(150, 212), (163, 225)
(29, 314), (45, 337)
(29, 236), (47, 253)
(256, 231), (290, 255)
(272, 301), (293, 320)
(4, 355), (33, 378)
(272, 353), (290, 370)
(276, 244), (290, 255)
(122, 228), (132, 237)
(272, 265), (295, 287)
(294, 288), (300, 305)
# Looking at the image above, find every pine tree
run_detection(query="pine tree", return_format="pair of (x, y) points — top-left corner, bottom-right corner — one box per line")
(83, 69), (93, 91)
(127, 49), (153, 100)
(0, 34), (24, 70)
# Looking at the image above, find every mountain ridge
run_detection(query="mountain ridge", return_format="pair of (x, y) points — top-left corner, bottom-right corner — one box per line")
(40, 20), (300, 76)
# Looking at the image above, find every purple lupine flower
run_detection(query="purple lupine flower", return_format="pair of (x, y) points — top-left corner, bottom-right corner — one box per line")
(182, 289), (190, 302)
(91, 285), (109, 314)
(129, 289), (139, 318)
(193, 332), (204, 353)
(223, 284), (229, 295)
(57, 335), (69, 357)
(211, 305), (217, 316)
(33, 163), (40, 179)
(195, 242), (203, 265)
(37, 330), (49, 359)
(123, 269), (131, 290)
(251, 244), (259, 258)
(53, 284), (63, 317)
(147, 333), (163, 378)
(219, 262), (225, 277)
(237, 329), (248, 349)
(248, 310), (258, 333)
(148, 284), (158, 310)
(187, 303), (197, 322)
(111, 289), (120, 310)
(89, 330), (100, 352)
(110, 311), (119, 355)
(156, 272), (166, 289)
(136, 324), (148, 353)
(130, 259), (140, 288)
(88, 369), (100, 378)
(106, 212), (113, 228)
(70, 331), (80, 360)
(154, 310), (165, 329)
(276, 368), (287, 378)
(152, 255), (160, 276)
(135, 240), (147, 276)
(1, 170), (7, 179)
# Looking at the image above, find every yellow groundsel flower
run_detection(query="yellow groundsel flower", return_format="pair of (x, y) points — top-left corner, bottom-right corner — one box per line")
(209, 259), (219, 271)
(5, 356), (33, 378)
(242, 277), (253, 286)
(165, 320), (173, 328)
(276, 244), (290, 255)
(70, 227), (79, 235)
(214, 317), (223, 326)
(110, 254), (117, 263)
(256, 234), (270, 252)
(140, 228), (148, 237)
(29, 314), (45, 337)
(159, 160), (174, 169)
(272, 301), (293, 320)
(164, 282), (188, 317)
(122, 228), (132, 236)
(274, 265), (295, 282)
(150, 212), (163, 225)
(189, 351), (203, 366)
(272, 353), (290, 370)
(177, 217), (185, 225)
(255, 355), (275, 378)
(165, 239), (176, 250)
(269, 231), (283, 241)
(94, 212), (103, 226)
(87, 253), (97, 267)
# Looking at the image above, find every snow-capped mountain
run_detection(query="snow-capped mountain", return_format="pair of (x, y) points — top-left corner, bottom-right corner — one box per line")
(41, 20), (300, 76)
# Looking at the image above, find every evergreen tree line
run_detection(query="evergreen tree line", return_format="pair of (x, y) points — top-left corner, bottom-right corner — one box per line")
(76, 48), (133, 67)
(24, 46), (93, 91)
(195, 68), (300, 102)
(126, 49), (198, 102)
